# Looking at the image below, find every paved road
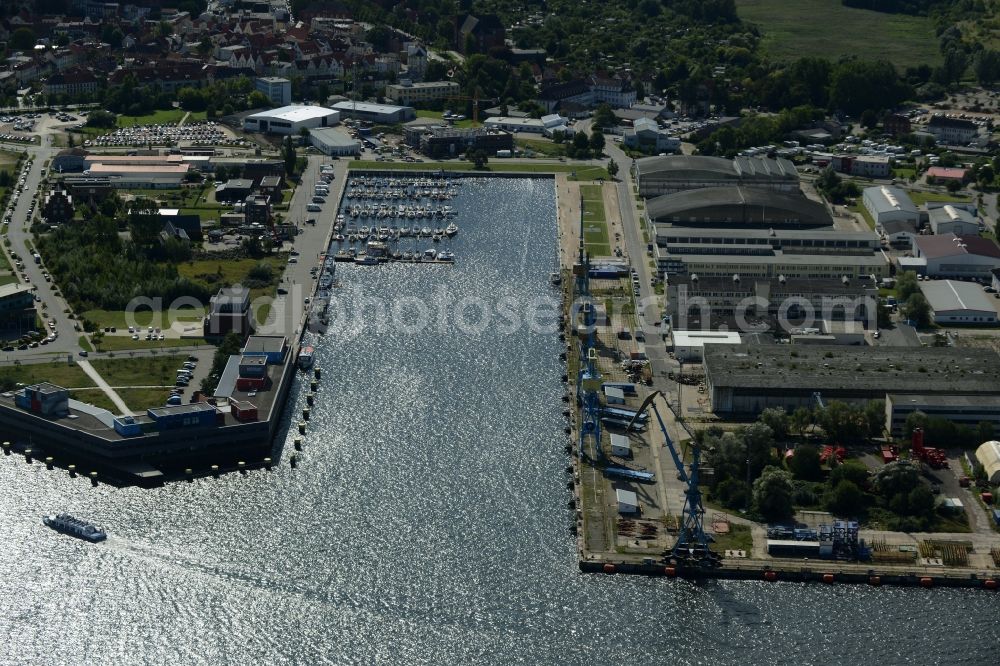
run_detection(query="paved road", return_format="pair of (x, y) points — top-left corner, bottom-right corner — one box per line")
(259, 154), (344, 339)
(0, 141), (74, 356)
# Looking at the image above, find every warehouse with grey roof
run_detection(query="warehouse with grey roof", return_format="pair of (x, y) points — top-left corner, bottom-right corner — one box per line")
(634, 155), (799, 197)
(646, 186), (832, 228)
(703, 344), (1000, 413)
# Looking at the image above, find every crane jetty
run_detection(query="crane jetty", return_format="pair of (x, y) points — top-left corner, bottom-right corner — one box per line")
(559, 216), (1000, 592)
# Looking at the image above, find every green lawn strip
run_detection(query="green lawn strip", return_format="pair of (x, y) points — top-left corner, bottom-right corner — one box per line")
(908, 190), (969, 206)
(0, 361), (94, 388)
(78, 335), (93, 352)
(82, 307), (205, 330)
(851, 202), (876, 230)
(582, 198), (607, 222)
(736, 0), (941, 68)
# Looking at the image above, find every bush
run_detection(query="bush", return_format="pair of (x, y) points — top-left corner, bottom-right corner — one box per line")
(825, 480), (866, 517)
(714, 478), (750, 510)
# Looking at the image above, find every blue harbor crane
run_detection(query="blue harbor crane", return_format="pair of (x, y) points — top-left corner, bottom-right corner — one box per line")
(626, 390), (722, 568)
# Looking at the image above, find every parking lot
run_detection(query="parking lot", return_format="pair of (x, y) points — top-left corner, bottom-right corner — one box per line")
(0, 113), (41, 143)
(84, 120), (247, 149)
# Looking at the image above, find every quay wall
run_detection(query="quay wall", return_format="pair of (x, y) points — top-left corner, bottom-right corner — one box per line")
(579, 558), (1000, 590)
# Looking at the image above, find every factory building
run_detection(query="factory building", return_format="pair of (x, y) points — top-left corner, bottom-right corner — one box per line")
(885, 394), (1000, 437)
(331, 101), (415, 124)
(483, 113), (570, 137)
(862, 185), (919, 233)
(666, 274), (876, 331)
(914, 234), (1000, 279)
(702, 344), (1000, 414)
(243, 105), (340, 135)
(927, 205), (981, 236)
(918, 280), (998, 324)
(653, 227), (886, 279)
(622, 118), (679, 153)
(308, 128), (362, 156)
(646, 186), (832, 229)
(669, 330), (742, 362)
(634, 155), (799, 197)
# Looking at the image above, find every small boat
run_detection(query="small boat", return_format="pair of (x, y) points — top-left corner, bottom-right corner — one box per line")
(550, 272), (562, 286)
(445, 222), (458, 237)
(298, 345), (315, 369)
(43, 514), (106, 542)
(355, 254), (379, 265)
(437, 250), (455, 262)
(423, 248), (438, 259)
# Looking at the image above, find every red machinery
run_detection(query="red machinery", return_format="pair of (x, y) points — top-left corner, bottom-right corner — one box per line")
(881, 445), (899, 464)
(911, 428), (948, 469)
(820, 445), (846, 465)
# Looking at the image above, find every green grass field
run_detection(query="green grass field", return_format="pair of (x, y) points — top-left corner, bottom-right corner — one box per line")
(0, 361), (94, 389)
(176, 256), (286, 304)
(516, 138), (567, 158)
(82, 307), (205, 330)
(90, 355), (185, 387)
(736, 0), (942, 68)
(909, 190), (969, 205)
(580, 184), (612, 256)
(116, 108), (187, 127)
(117, 387), (173, 411)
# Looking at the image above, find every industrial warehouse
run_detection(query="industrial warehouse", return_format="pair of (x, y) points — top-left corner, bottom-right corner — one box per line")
(702, 344), (1000, 413)
(634, 154), (800, 197)
(243, 105), (341, 135)
(653, 227), (887, 278)
(645, 185), (833, 228)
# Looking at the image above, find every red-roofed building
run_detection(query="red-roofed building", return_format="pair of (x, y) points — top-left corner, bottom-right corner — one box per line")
(915, 233), (1000, 279)
(926, 166), (968, 183)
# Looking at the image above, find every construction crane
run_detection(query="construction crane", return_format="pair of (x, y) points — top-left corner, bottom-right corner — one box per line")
(626, 390), (722, 568)
(443, 94), (498, 125)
